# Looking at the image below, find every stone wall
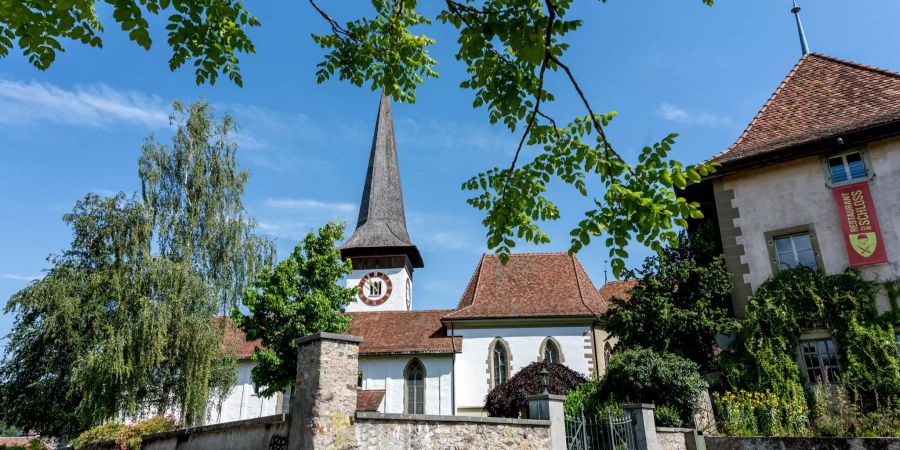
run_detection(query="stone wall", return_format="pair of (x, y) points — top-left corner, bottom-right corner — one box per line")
(79, 415), (289, 450)
(706, 436), (900, 450)
(656, 428), (688, 450)
(354, 412), (550, 450)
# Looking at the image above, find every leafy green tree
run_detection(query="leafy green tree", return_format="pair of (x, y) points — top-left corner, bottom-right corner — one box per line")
(3, 0), (717, 275)
(233, 221), (357, 397)
(601, 229), (737, 373)
(0, 100), (270, 436)
(140, 100), (274, 315)
(601, 348), (706, 427)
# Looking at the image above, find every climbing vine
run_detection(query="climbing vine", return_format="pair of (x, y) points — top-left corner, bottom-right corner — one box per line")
(722, 267), (900, 414)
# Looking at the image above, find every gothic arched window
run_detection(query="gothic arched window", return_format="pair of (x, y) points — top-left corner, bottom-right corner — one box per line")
(542, 339), (561, 364)
(405, 359), (425, 414)
(490, 339), (510, 388)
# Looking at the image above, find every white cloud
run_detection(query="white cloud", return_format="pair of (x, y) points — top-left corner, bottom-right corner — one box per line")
(1, 273), (41, 282)
(264, 198), (356, 213)
(395, 117), (517, 154)
(0, 79), (169, 128)
(658, 102), (731, 127)
(257, 220), (313, 241)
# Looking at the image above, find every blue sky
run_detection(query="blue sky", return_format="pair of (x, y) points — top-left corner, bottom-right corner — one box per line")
(1, 1), (899, 350)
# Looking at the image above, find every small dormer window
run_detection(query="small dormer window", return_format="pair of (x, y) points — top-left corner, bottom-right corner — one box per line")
(825, 151), (869, 185)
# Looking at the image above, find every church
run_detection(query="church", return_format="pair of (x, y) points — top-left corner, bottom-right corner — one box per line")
(213, 93), (622, 422)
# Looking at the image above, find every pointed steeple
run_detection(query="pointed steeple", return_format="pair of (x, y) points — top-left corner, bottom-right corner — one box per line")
(341, 92), (424, 268)
(791, 0), (810, 56)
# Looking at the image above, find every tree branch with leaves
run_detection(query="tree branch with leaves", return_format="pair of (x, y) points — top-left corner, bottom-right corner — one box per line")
(4, 0), (718, 276)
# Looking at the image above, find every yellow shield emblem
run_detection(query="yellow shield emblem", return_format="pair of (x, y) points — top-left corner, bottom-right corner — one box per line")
(850, 232), (878, 257)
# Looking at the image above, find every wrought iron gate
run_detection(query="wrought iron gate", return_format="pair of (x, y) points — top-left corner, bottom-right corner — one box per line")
(565, 405), (637, 450)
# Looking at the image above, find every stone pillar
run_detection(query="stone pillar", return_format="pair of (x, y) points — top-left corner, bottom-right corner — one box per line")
(288, 332), (363, 450)
(624, 403), (659, 450)
(525, 394), (566, 450)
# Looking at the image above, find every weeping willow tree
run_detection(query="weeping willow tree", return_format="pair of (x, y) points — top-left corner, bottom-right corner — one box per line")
(0, 101), (273, 437)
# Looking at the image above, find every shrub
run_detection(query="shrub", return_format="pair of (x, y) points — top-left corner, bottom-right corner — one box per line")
(810, 382), (900, 437)
(654, 404), (683, 428)
(599, 347), (706, 426)
(712, 389), (808, 436)
(74, 416), (175, 450)
(117, 416), (176, 449)
(74, 422), (125, 448)
(484, 361), (586, 418)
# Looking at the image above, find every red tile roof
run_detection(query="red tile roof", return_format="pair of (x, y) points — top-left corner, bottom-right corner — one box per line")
(598, 280), (638, 303)
(217, 317), (261, 360)
(712, 53), (900, 166)
(348, 310), (462, 355)
(443, 253), (606, 320)
(0, 437), (46, 448)
(356, 390), (385, 412)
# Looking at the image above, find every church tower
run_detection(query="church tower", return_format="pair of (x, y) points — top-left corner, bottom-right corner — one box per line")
(341, 93), (423, 312)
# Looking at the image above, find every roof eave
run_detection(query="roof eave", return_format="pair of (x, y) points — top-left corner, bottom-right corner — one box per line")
(701, 119), (900, 181)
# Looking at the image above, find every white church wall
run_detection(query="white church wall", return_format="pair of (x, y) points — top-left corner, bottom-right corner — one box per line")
(358, 355), (453, 415)
(207, 360), (281, 424)
(345, 266), (413, 312)
(452, 324), (594, 416)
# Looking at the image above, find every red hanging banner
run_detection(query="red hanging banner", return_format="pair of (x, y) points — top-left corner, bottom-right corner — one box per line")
(832, 182), (889, 267)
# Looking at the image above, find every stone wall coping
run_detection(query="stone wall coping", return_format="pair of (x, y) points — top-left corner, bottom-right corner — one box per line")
(296, 331), (363, 346)
(622, 403), (655, 410)
(656, 427), (696, 433)
(525, 394), (566, 402)
(355, 412), (550, 427)
(141, 413), (290, 443)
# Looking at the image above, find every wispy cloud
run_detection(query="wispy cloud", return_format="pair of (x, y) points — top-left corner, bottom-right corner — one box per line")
(264, 198), (356, 213)
(408, 212), (486, 254)
(0, 79), (168, 128)
(257, 220), (314, 241)
(395, 117), (517, 154)
(658, 102), (731, 127)
(1, 273), (41, 282)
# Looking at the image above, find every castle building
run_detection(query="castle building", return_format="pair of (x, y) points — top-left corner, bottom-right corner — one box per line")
(684, 53), (900, 385)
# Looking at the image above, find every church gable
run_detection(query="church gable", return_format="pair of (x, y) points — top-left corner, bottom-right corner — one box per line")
(444, 253), (607, 320)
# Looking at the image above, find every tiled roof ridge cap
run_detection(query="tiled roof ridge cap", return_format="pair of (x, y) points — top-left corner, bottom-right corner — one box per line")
(446, 254), (487, 317)
(708, 54), (809, 163)
(809, 52), (900, 79)
(570, 254), (598, 314)
(349, 309), (453, 314)
(483, 251), (571, 257)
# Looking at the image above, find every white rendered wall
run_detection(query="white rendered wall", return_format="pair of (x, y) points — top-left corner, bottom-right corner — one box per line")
(207, 360), (281, 424)
(345, 266), (413, 312)
(452, 325), (595, 415)
(358, 355), (453, 415)
(723, 137), (900, 311)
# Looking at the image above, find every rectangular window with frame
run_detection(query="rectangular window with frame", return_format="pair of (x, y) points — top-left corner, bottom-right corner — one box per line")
(826, 151), (869, 185)
(774, 233), (818, 270)
(800, 339), (840, 384)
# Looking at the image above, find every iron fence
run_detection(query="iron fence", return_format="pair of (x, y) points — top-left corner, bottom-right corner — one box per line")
(565, 405), (637, 450)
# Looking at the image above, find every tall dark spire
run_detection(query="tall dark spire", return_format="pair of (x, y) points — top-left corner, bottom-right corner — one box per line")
(791, 0), (810, 56)
(340, 92), (424, 268)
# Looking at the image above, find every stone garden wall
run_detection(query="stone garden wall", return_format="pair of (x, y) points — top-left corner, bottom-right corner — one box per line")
(140, 414), (289, 450)
(354, 412), (550, 450)
(706, 436), (900, 450)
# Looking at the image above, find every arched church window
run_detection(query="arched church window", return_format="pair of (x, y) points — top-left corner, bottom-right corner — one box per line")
(490, 339), (510, 388)
(543, 339), (560, 364)
(405, 359), (425, 414)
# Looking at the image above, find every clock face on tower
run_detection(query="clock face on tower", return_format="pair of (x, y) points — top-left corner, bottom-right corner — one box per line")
(357, 272), (393, 306)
